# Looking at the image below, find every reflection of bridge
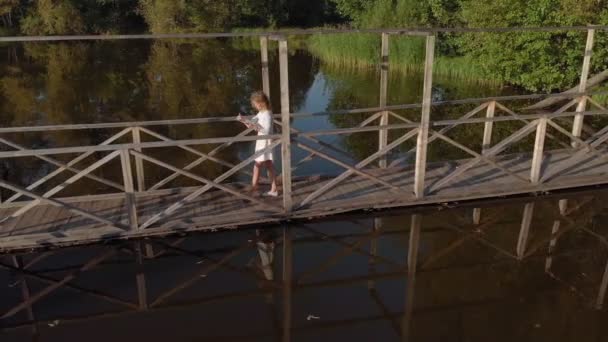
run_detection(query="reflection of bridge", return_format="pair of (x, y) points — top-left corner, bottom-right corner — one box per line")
(2, 26), (608, 251)
(1, 195), (608, 340)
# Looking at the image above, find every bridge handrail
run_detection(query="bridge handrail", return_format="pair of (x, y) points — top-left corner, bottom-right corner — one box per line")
(1, 25), (608, 42)
(0, 108), (607, 158)
(1, 91), (607, 135)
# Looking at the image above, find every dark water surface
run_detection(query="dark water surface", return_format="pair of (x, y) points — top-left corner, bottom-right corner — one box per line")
(2, 191), (608, 341)
(1, 39), (608, 341)
(0, 39), (520, 194)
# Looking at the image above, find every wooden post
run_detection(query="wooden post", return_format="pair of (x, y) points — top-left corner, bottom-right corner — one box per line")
(260, 36), (271, 98)
(572, 29), (595, 146)
(402, 214), (421, 341)
(482, 101), (496, 152)
(120, 149), (138, 231)
(278, 38), (292, 212)
(530, 117), (547, 184)
(472, 102), (496, 222)
(414, 35), (435, 199)
(132, 127), (145, 192)
(516, 202), (534, 260)
(379, 32), (389, 168)
(282, 225), (293, 342)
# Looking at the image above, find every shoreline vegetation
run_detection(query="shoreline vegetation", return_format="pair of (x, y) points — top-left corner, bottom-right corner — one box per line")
(231, 27), (500, 84)
(0, 0), (607, 93)
(307, 32), (495, 83)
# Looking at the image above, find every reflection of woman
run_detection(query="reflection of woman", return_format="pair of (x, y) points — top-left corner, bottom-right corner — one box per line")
(256, 229), (275, 281)
(237, 91), (278, 197)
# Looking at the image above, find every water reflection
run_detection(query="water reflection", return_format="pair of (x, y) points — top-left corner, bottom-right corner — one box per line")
(0, 38), (525, 195)
(1, 191), (608, 341)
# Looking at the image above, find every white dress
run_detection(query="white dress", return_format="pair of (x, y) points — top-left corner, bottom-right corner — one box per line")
(252, 110), (274, 162)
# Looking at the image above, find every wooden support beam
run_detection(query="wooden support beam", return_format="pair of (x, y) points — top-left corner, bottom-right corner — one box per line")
(278, 38), (293, 212)
(482, 101), (496, 152)
(1, 150), (122, 224)
(260, 36), (271, 98)
(120, 149), (138, 231)
(524, 70), (608, 111)
(132, 127), (146, 192)
(139, 140), (281, 230)
(295, 141), (401, 191)
(148, 127), (256, 191)
(572, 29), (595, 145)
(297, 128), (418, 208)
(130, 150), (282, 212)
(530, 117), (547, 184)
(379, 32), (390, 168)
(139, 127), (253, 180)
(517, 202), (535, 260)
(414, 35), (435, 199)
(1, 127), (130, 204)
(278, 112), (382, 176)
(429, 120), (539, 193)
(392, 102), (490, 167)
(540, 124), (608, 183)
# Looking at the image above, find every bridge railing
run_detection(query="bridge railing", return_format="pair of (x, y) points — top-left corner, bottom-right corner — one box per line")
(1, 27), (608, 243)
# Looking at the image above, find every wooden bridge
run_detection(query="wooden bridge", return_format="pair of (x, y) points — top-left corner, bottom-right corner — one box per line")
(1, 26), (608, 252)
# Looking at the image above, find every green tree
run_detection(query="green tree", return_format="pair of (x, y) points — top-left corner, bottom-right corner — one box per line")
(460, 0), (608, 91)
(20, 0), (85, 35)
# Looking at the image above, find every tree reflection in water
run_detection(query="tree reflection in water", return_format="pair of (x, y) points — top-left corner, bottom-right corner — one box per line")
(1, 192), (608, 341)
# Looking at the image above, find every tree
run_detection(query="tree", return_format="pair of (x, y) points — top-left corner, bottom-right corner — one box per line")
(20, 0), (85, 35)
(459, 0), (608, 91)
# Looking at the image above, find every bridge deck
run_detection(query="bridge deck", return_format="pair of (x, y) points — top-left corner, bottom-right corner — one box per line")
(1, 148), (607, 251)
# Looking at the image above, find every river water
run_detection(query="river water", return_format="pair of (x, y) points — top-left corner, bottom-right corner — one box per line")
(0, 39), (607, 340)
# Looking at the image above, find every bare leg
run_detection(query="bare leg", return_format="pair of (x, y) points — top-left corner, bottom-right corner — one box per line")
(266, 161), (277, 193)
(252, 162), (261, 191)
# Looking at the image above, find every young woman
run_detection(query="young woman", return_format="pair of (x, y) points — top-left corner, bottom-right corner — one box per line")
(237, 91), (278, 197)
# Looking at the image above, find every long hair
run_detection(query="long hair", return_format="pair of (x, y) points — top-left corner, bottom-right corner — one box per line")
(250, 91), (271, 111)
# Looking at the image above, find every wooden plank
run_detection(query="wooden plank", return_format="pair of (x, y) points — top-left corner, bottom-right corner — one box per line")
(379, 32), (389, 169)
(414, 35), (435, 199)
(298, 128), (419, 208)
(279, 38), (293, 212)
(132, 127), (146, 192)
(572, 29), (595, 142)
(8, 204), (50, 236)
(5, 150), (121, 222)
(530, 117), (547, 184)
(260, 36), (270, 98)
(120, 150), (138, 231)
(482, 101), (496, 152)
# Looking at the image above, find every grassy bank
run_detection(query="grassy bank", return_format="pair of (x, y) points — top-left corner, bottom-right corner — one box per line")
(307, 33), (494, 82)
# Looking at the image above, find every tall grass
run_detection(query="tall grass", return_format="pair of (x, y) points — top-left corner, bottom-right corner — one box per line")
(230, 27), (309, 51)
(307, 33), (494, 82)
